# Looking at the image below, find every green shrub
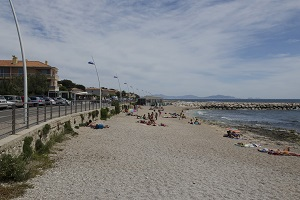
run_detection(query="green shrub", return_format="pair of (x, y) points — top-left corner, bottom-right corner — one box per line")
(80, 114), (84, 123)
(92, 111), (96, 119)
(0, 154), (26, 182)
(64, 121), (78, 136)
(96, 109), (99, 117)
(22, 137), (33, 160)
(88, 112), (92, 119)
(42, 124), (51, 138)
(101, 108), (108, 120)
(112, 101), (120, 114)
(110, 109), (116, 116)
(64, 121), (73, 134)
(79, 123), (87, 127)
(35, 139), (44, 153)
(74, 126), (79, 129)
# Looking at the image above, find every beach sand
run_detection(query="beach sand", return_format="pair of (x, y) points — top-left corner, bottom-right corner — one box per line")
(17, 105), (300, 200)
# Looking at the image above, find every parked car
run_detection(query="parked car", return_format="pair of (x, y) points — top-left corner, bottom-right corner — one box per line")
(54, 97), (71, 105)
(0, 95), (8, 109)
(29, 96), (45, 106)
(21, 96), (33, 107)
(4, 95), (23, 108)
(44, 97), (56, 105)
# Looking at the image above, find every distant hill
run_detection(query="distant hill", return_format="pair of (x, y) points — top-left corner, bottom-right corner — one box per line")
(154, 94), (236, 99)
(203, 95), (236, 99)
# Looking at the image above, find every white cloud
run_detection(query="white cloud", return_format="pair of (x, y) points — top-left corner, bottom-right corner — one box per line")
(1, 0), (300, 98)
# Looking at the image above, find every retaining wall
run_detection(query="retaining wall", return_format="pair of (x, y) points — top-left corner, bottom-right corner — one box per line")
(0, 107), (113, 157)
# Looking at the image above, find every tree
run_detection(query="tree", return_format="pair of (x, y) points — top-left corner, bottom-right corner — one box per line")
(58, 79), (76, 90)
(28, 74), (49, 95)
(0, 74), (49, 95)
(121, 90), (126, 98)
(116, 91), (120, 98)
(0, 76), (23, 95)
(59, 85), (68, 91)
(75, 84), (86, 91)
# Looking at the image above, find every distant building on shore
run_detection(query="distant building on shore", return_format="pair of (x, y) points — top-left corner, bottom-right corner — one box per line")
(137, 95), (163, 106)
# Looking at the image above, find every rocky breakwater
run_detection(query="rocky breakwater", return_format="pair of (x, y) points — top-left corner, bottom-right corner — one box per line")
(174, 101), (300, 110)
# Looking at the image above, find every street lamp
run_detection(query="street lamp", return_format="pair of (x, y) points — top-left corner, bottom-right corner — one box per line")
(9, 0), (28, 126)
(124, 82), (130, 98)
(130, 85), (134, 94)
(113, 75), (122, 100)
(130, 85), (136, 101)
(88, 57), (101, 110)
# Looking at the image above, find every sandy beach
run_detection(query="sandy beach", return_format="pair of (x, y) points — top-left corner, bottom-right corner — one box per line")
(17, 105), (300, 200)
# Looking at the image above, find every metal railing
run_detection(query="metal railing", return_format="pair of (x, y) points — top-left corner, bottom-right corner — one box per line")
(0, 100), (111, 140)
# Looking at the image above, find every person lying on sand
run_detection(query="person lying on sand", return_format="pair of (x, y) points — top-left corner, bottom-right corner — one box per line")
(87, 120), (109, 129)
(194, 119), (201, 125)
(224, 130), (241, 138)
(258, 147), (300, 156)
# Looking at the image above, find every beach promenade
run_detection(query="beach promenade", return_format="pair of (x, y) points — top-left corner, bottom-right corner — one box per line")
(17, 105), (300, 200)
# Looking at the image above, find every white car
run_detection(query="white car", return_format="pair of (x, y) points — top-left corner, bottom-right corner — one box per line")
(54, 97), (71, 105)
(4, 95), (23, 108)
(44, 97), (56, 105)
(0, 95), (8, 109)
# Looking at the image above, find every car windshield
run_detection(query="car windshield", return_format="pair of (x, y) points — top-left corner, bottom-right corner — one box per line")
(4, 96), (13, 100)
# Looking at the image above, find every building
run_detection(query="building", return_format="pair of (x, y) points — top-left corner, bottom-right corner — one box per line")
(137, 96), (163, 106)
(0, 55), (59, 92)
(86, 87), (118, 98)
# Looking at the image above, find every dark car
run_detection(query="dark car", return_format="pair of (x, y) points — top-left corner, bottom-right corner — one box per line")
(21, 96), (33, 107)
(29, 96), (45, 106)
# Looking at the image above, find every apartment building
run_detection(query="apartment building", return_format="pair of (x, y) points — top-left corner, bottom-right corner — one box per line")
(0, 55), (59, 91)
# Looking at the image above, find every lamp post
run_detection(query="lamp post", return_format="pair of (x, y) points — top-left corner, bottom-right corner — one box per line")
(113, 75), (122, 100)
(88, 57), (101, 111)
(124, 82), (130, 98)
(9, 0), (28, 126)
(130, 85), (135, 101)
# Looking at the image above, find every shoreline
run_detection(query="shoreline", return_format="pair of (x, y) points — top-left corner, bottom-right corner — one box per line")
(175, 105), (300, 153)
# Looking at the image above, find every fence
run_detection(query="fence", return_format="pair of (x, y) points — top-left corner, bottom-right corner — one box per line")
(0, 100), (111, 139)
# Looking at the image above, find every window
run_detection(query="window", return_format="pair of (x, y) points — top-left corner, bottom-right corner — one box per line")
(18, 68), (23, 75)
(38, 69), (50, 75)
(0, 67), (10, 77)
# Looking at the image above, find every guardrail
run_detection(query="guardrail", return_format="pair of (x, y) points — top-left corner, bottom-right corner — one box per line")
(0, 100), (111, 139)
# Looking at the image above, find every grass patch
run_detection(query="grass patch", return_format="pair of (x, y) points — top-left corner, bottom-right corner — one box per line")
(0, 183), (33, 200)
(0, 123), (77, 199)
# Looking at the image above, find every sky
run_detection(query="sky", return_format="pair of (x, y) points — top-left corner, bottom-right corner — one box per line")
(1, 0), (300, 99)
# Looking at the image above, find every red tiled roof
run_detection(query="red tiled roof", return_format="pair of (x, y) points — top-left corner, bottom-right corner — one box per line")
(0, 60), (52, 68)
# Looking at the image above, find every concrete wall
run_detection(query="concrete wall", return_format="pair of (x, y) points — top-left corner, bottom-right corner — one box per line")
(0, 107), (114, 157)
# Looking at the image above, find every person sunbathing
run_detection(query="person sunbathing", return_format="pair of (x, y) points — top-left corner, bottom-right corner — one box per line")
(224, 130), (240, 138)
(87, 120), (109, 129)
(194, 119), (201, 125)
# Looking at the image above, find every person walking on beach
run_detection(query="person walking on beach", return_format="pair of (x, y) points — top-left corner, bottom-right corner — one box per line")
(155, 112), (158, 120)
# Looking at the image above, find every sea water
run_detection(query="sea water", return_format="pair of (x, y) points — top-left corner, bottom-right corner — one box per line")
(182, 99), (300, 133)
